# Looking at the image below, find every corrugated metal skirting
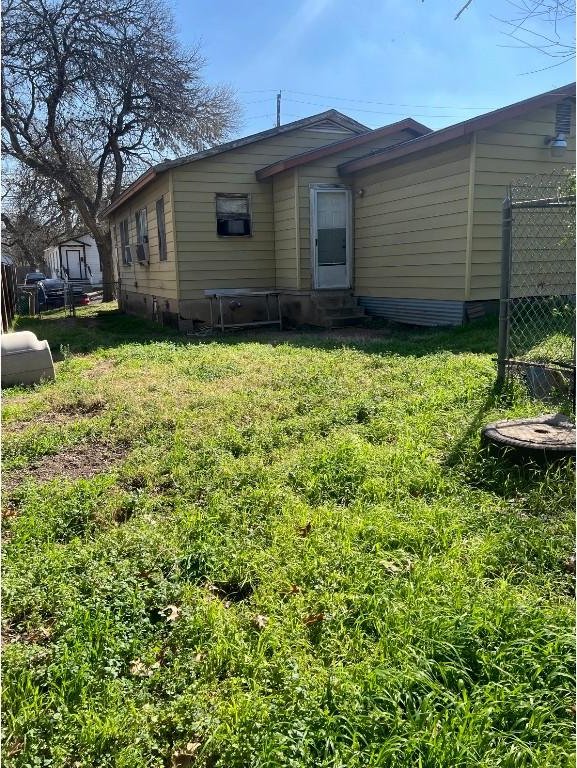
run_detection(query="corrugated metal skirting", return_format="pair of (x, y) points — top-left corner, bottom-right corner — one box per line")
(357, 297), (465, 327)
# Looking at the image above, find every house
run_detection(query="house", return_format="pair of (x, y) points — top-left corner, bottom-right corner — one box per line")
(103, 83), (575, 329)
(44, 234), (102, 286)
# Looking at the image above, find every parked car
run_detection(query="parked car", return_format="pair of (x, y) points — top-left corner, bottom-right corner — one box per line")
(24, 271), (47, 285)
(37, 279), (90, 308)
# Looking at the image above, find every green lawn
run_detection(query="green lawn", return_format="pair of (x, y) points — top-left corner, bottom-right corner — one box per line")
(2, 305), (575, 768)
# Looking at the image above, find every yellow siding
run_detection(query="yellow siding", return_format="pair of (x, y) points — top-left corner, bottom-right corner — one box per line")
(109, 174), (178, 299)
(273, 169), (299, 289)
(296, 130), (418, 290)
(470, 104), (576, 300)
(351, 140), (471, 300)
(172, 128), (357, 299)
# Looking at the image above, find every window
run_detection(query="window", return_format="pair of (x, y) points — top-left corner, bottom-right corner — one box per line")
(135, 207), (148, 261)
(156, 197), (167, 261)
(216, 194), (251, 236)
(119, 219), (131, 264)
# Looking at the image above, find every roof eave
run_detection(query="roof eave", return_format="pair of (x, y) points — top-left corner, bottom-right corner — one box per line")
(338, 83), (576, 175)
(255, 118), (432, 180)
(101, 169), (158, 217)
(101, 110), (371, 216)
(153, 110), (370, 174)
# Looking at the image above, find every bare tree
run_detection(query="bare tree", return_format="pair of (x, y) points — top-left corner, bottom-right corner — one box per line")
(2, 0), (238, 300)
(2, 165), (81, 270)
(454, 0), (575, 65)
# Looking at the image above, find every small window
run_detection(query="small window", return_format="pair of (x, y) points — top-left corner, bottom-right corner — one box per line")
(156, 197), (167, 261)
(135, 207), (148, 261)
(119, 219), (131, 264)
(216, 194), (251, 236)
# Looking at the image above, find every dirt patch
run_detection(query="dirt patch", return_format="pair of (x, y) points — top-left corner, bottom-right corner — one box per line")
(2, 399), (106, 434)
(56, 399), (106, 416)
(2, 440), (128, 493)
(1, 395), (30, 405)
(84, 360), (117, 378)
(1, 619), (54, 647)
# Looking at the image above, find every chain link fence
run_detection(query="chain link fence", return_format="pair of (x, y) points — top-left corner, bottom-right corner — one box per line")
(15, 281), (112, 319)
(497, 171), (575, 406)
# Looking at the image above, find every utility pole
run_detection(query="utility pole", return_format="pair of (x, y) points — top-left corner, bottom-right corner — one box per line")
(276, 90), (281, 127)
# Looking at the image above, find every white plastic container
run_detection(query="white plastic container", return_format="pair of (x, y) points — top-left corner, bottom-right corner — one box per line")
(1, 330), (55, 387)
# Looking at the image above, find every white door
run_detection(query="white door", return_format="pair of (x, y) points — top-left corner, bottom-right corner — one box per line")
(311, 187), (352, 289)
(64, 249), (87, 280)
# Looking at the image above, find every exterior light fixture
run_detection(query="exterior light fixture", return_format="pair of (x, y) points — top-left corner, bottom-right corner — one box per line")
(545, 132), (568, 157)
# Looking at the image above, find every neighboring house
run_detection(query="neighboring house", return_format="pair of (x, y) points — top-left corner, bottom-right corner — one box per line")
(103, 83), (575, 328)
(44, 235), (103, 286)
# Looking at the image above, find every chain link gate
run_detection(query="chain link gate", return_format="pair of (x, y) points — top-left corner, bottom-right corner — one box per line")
(497, 171), (576, 407)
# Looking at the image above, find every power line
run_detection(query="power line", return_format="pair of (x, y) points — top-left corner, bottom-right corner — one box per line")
(243, 97), (277, 105)
(243, 113), (275, 120)
(282, 97), (478, 119)
(284, 89), (495, 110)
(239, 88), (496, 111)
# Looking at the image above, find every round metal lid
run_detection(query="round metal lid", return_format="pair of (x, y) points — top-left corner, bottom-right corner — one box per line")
(482, 413), (575, 453)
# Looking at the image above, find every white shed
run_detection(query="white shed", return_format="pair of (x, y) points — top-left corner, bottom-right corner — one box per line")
(44, 234), (102, 286)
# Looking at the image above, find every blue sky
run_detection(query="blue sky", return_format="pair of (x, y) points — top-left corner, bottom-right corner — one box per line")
(173, 0), (575, 137)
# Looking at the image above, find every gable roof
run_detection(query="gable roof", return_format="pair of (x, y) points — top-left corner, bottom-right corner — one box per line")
(102, 110), (369, 216)
(47, 234), (93, 248)
(255, 118), (431, 180)
(59, 237), (91, 246)
(338, 83), (576, 175)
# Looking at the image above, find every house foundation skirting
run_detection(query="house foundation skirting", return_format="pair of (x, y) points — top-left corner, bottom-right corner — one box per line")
(358, 297), (465, 326)
(177, 291), (341, 331)
(357, 297), (498, 326)
(120, 289), (497, 330)
(119, 290), (179, 327)
(121, 289), (363, 331)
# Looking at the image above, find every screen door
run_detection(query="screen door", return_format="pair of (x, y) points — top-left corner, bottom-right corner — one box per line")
(311, 188), (352, 289)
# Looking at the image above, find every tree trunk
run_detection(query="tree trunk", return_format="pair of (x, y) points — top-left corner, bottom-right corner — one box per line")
(95, 232), (116, 301)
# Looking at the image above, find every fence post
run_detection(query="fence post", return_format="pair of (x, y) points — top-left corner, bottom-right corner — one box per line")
(497, 191), (513, 386)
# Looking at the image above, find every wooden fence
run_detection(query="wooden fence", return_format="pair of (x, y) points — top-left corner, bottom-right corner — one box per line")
(1, 255), (18, 332)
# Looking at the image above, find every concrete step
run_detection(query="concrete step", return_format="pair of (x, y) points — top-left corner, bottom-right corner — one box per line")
(312, 292), (355, 309)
